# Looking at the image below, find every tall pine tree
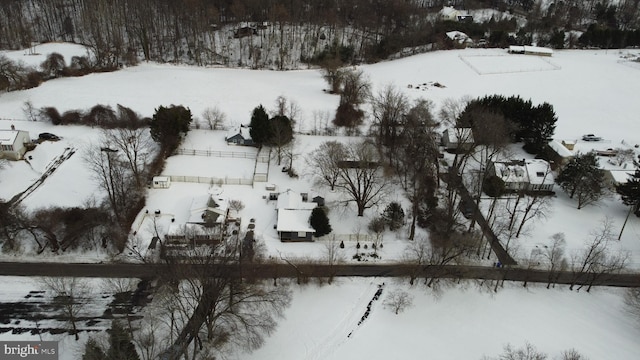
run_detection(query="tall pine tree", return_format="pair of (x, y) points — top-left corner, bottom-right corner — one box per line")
(309, 207), (332, 237)
(249, 105), (271, 146)
(617, 169), (640, 216)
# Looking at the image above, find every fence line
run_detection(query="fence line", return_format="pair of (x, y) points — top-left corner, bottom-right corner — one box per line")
(175, 148), (260, 159)
(329, 234), (375, 242)
(166, 175), (253, 186)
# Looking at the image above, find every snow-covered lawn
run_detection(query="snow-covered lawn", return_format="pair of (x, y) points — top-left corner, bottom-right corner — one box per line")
(233, 279), (640, 360)
(2, 276), (638, 360)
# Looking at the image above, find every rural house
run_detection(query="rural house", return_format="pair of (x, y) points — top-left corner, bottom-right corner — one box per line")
(188, 193), (229, 227)
(225, 126), (254, 146)
(0, 128), (31, 160)
(488, 159), (555, 192)
(442, 128), (474, 152)
(276, 189), (317, 242)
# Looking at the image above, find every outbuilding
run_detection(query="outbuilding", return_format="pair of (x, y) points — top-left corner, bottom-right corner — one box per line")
(152, 176), (171, 189)
(0, 128), (31, 160)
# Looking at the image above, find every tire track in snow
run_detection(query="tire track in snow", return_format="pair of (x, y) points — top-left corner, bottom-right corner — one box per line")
(304, 281), (380, 360)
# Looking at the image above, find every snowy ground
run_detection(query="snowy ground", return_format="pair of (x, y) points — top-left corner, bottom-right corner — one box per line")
(2, 276), (638, 360)
(232, 278), (640, 360)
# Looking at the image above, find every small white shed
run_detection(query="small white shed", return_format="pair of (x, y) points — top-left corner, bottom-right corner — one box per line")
(153, 176), (171, 189)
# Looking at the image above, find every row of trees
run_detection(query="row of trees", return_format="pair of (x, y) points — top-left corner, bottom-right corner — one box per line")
(38, 103), (148, 128)
(4, 1), (635, 72)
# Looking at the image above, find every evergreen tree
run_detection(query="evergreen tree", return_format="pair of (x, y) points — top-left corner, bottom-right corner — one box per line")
(82, 338), (106, 360)
(249, 105), (271, 146)
(382, 202), (405, 231)
(150, 105), (192, 153)
(523, 102), (557, 154)
(616, 169), (640, 216)
(461, 95), (557, 155)
(309, 207), (332, 237)
(556, 152), (606, 209)
(107, 321), (140, 360)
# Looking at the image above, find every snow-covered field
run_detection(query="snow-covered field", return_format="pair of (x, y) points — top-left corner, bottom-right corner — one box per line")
(234, 279), (640, 360)
(2, 44), (640, 359)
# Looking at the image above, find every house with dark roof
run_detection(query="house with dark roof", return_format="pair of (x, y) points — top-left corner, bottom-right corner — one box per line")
(225, 126), (254, 146)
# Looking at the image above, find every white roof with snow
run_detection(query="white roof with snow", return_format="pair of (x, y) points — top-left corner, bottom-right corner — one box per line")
(188, 194), (228, 224)
(153, 176), (170, 182)
(493, 159), (554, 186)
(446, 31), (470, 43)
(276, 209), (315, 233)
(0, 130), (20, 145)
(277, 189), (316, 210)
(509, 45), (554, 55)
(526, 159), (554, 185)
(226, 126), (252, 140)
(548, 140), (573, 158)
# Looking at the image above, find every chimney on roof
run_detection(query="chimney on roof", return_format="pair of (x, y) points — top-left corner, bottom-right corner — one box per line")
(10, 124), (15, 130)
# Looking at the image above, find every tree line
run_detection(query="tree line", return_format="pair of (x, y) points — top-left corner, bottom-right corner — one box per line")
(2, 0), (638, 73)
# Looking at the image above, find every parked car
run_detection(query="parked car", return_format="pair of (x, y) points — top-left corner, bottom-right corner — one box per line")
(582, 134), (602, 141)
(38, 132), (59, 141)
(458, 199), (474, 219)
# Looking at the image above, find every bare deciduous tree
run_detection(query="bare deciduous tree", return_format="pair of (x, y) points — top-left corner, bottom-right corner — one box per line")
(201, 106), (227, 130)
(371, 83), (409, 167)
(483, 342), (547, 360)
(570, 217), (629, 291)
(323, 235), (344, 284)
(101, 128), (153, 187)
(384, 290), (413, 314)
(542, 233), (568, 289)
(156, 239), (291, 359)
(306, 141), (347, 191)
(335, 140), (389, 216)
(40, 277), (92, 341)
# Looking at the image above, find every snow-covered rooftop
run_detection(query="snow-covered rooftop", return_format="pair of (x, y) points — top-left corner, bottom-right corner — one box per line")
(548, 139), (574, 158)
(493, 159), (554, 185)
(509, 45), (554, 55)
(226, 126), (252, 140)
(0, 130), (20, 146)
(277, 189), (316, 210)
(276, 208), (315, 233)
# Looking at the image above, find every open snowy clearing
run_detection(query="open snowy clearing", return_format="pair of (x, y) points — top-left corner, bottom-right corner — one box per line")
(234, 279), (640, 360)
(0, 42), (92, 70)
(2, 276), (638, 360)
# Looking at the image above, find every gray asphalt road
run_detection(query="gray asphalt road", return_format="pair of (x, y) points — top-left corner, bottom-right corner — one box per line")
(0, 262), (638, 288)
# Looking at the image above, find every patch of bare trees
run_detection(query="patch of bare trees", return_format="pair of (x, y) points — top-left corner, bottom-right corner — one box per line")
(151, 239), (291, 360)
(201, 106), (227, 130)
(569, 217), (629, 292)
(40, 277), (93, 341)
(482, 341), (589, 360)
